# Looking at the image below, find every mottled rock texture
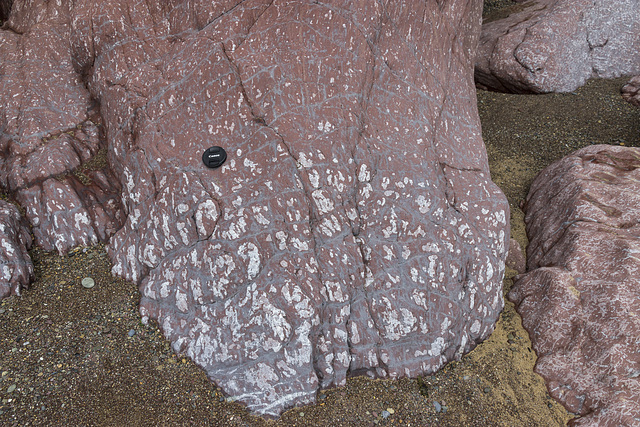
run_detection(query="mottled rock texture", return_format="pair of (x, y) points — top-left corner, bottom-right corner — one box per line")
(622, 75), (640, 107)
(0, 0), (124, 253)
(1, 0), (509, 417)
(0, 200), (33, 298)
(510, 145), (640, 426)
(476, 0), (640, 93)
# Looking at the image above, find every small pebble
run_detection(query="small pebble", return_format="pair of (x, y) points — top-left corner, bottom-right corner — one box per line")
(433, 401), (442, 412)
(128, 329), (136, 337)
(386, 408), (395, 414)
(81, 277), (95, 289)
(299, 412), (304, 417)
(0, 308), (5, 314)
(381, 410), (390, 419)
(484, 387), (491, 393)
(7, 384), (16, 393)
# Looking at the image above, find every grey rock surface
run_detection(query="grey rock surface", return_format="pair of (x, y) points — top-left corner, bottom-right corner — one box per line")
(0, 200), (33, 298)
(1, 0), (509, 417)
(476, 0), (640, 93)
(510, 145), (640, 426)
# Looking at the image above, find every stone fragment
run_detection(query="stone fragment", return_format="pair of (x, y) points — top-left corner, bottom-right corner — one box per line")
(506, 238), (525, 274)
(0, 200), (33, 298)
(621, 75), (640, 107)
(81, 277), (95, 289)
(476, 0), (640, 93)
(1, 0), (509, 417)
(510, 145), (640, 426)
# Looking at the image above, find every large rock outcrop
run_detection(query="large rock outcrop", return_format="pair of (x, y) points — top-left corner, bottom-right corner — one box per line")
(510, 145), (640, 426)
(0, 0), (509, 416)
(0, 200), (33, 298)
(622, 75), (640, 107)
(476, 0), (640, 93)
(0, 0), (124, 254)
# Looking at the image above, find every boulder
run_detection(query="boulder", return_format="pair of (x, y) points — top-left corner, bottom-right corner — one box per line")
(476, 0), (640, 93)
(0, 200), (33, 298)
(622, 75), (640, 107)
(510, 145), (640, 426)
(1, 0), (509, 416)
(0, 0), (125, 254)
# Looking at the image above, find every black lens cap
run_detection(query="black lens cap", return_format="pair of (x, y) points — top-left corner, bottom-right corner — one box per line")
(202, 146), (227, 168)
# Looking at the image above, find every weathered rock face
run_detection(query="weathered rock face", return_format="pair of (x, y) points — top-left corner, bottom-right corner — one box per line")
(510, 145), (640, 426)
(476, 0), (640, 93)
(622, 75), (640, 107)
(0, 0), (124, 254)
(0, 200), (33, 298)
(1, 0), (509, 417)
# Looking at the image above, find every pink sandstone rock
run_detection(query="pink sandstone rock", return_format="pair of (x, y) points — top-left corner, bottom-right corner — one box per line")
(476, 0), (640, 93)
(622, 75), (640, 107)
(510, 145), (640, 426)
(1, 0), (509, 416)
(0, 200), (33, 298)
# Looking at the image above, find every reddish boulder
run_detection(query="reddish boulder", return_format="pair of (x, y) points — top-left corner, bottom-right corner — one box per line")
(0, 1), (124, 253)
(476, 0), (640, 93)
(622, 75), (640, 107)
(1, 0), (509, 416)
(510, 145), (640, 426)
(0, 200), (33, 298)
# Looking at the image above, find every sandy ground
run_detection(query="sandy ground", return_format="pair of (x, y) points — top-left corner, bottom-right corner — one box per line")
(2, 3), (640, 426)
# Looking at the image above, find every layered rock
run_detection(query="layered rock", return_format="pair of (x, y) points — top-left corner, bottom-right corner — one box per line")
(1, 0), (509, 416)
(0, 200), (33, 298)
(476, 0), (640, 93)
(510, 145), (640, 426)
(622, 75), (640, 107)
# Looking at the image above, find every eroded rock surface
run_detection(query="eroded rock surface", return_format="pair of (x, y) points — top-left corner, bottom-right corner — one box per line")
(622, 75), (640, 107)
(476, 0), (640, 93)
(0, 200), (33, 298)
(510, 145), (640, 426)
(0, 0), (124, 253)
(1, 0), (509, 416)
